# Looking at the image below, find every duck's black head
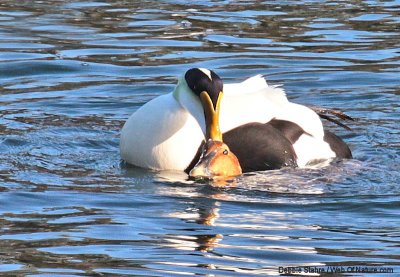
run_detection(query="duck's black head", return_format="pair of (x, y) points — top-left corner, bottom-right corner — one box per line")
(184, 68), (224, 141)
(184, 68), (223, 110)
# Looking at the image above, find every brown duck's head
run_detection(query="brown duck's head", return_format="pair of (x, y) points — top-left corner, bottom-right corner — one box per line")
(189, 139), (242, 179)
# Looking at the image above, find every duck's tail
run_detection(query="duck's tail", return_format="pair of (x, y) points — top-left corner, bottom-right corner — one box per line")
(309, 106), (355, 131)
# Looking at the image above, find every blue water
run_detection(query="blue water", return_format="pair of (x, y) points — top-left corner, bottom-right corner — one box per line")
(0, 0), (399, 276)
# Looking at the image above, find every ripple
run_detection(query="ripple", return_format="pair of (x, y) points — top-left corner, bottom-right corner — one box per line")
(205, 34), (273, 45)
(127, 19), (177, 27)
(0, 42), (54, 49)
(64, 1), (111, 9)
(83, 38), (203, 48)
(0, 264), (24, 272)
(349, 13), (392, 21)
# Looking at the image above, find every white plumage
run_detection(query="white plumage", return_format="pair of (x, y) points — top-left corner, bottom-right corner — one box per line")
(120, 72), (335, 170)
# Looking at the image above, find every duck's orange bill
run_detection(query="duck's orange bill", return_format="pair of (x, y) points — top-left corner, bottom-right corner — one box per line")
(200, 91), (223, 141)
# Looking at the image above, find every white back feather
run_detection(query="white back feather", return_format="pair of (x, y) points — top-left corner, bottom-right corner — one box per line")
(220, 75), (288, 132)
(221, 75), (324, 139)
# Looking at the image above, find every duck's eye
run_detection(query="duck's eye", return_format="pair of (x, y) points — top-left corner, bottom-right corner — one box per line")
(223, 149), (228, 155)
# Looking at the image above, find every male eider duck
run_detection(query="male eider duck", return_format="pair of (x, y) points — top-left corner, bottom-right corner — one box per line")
(120, 68), (352, 174)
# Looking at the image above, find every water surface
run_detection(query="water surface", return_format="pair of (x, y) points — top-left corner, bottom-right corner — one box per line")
(0, 0), (399, 276)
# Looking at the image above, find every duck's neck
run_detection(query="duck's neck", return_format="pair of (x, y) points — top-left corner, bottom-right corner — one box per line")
(173, 77), (206, 136)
